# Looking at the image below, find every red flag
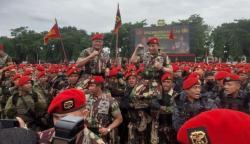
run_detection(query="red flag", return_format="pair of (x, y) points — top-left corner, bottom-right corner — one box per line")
(44, 21), (61, 45)
(113, 4), (122, 34)
(168, 29), (175, 40)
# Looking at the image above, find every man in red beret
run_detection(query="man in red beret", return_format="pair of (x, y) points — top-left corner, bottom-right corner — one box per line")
(76, 33), (109, 75)
(0, 65), (17, 118)
(86, 75), (123, 143)
(4, 76), (47, 130)
(106, 67), (126, 103)
(219, 73), (250, 113)
(35, 71), (50, 104)
(150, 72), (178, 144)
(119, 68), (138, 144)
(130, 37), (172, 74)
(34, 88), (105, 144)
(172, 76), (217, 131)
(66, 66), (81, 89)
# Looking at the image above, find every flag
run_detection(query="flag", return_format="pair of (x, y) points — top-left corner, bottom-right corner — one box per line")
(113, 4), (122, 34)
(168, 29), (175, 40)
(44, 20), (61, 45)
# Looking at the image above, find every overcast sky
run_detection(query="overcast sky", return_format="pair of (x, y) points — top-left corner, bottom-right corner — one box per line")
(0, 0), (250, 36)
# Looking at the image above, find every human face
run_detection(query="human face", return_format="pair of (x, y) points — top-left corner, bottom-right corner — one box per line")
(53, 107), (88, 124)
(39, 76), (48, 84)
(68, 74), (78, 85)
(88, 83), (101, 96)
(127, 76), (137, 87)
(92, 40), (103, 50)
(194, 68), (204, 77)
(148, 44), (159, 54)
(22, 81), (32, 92)
(185, 84), (201, 101)
(224, 81), (241, 95)
(161, 80), (173, 92)
(174, 71), (182, 78)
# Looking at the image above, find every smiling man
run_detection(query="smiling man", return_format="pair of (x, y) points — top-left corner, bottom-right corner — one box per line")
(76, 33), (109, 75)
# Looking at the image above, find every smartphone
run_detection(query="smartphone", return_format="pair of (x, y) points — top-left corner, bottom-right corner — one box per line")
(0, 119), (19, 129)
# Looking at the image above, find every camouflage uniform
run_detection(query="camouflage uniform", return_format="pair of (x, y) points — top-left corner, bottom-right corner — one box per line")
(38, 127), (104, 144)
(0, 77), (14, 118)
(172, 92), (217, 131)
(4, 90), (47, 131)
(78, 47), (109, 75)
(86, 92), (121, 143)
(151, 89), (178, 144)
(48, 74), (68, 101)
(129, 51), (170, 144)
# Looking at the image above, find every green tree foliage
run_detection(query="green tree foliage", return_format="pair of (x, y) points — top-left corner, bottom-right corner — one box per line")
(212, 19), (250, 61)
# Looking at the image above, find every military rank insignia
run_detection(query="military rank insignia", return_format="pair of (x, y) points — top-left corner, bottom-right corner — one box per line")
(63, 99), (75, 111)
(187, 127), (210, 144)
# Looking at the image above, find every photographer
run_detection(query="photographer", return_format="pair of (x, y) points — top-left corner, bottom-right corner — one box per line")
(36, 88), (105, 144)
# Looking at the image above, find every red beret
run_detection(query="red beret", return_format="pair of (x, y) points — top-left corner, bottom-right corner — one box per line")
(108, 68), (119, 77)
(37, 71), (46, 79)
(66, 67), (80, 76)
(161, 72), (173, 81)
(125, 71), (137, 79)
(48, 88), (86, 114)
(172, 64), (180, 72)
(18, 76), (31, 86)
(12, 73), (21, 81)
(214, 71), (229, 80)
(147, 37), (159, 45)
(224, 73), (240, 82)
(187, 72), (200, 79)
(23, 69), (33, 76)
(36, 65), (45, 71)
(89, 76), (105, 84)
(91, 33), (104, 41)
(177, 109), (250, 144)
(6, 65), (16, 72)
(183, 77), (200, 90)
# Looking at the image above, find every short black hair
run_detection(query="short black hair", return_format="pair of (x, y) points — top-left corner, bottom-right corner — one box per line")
(0, 128), (38, 144)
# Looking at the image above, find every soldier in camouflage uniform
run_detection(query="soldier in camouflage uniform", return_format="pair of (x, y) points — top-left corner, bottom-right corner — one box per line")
(86, 76), (123, 144)
(173, 75), (217, 131)
(151, 72), (178, 144)
(0, 65), (16, 118)
(129, 37), (172, 144)
(76, 33), (109, 76)
(38, 88), (105, 144)
(106, 67), (126, 104)
(4, 76), (47, 131)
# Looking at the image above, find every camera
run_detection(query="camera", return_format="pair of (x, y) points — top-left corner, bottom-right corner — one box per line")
(0, 119), (19, 129)
(52, 115), (84, 144)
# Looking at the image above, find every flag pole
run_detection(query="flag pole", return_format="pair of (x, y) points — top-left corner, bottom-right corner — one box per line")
(115, 30), (119, 65)
(55, 18), (68, 63)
